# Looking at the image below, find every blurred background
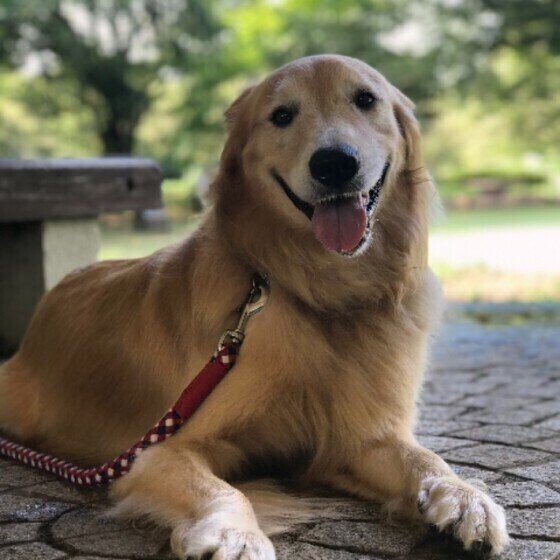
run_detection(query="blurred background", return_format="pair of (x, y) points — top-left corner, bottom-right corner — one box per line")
(1, 0), (559, 307)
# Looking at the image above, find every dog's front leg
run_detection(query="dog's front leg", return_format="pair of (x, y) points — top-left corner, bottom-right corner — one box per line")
(112, 439), (275, 560)
(326, 437), (508, 555)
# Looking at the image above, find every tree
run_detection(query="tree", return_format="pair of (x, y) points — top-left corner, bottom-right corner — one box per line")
(0, 0), (221, 155)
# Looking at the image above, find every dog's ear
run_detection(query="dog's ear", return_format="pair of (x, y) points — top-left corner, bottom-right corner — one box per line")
(390, 86), (423, 173)
(224, 85), (256, 128)
(216, 85), (257, 185)
(390, 85), (439, 268)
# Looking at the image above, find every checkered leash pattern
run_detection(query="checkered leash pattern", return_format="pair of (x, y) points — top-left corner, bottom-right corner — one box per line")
(0, 274), (268, 488)
(0, 341), (240, 487)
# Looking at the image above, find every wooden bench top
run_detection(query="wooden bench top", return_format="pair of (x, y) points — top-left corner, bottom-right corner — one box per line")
(0, 158), (163, 222)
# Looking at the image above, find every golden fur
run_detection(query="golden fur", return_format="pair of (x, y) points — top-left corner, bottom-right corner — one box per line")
(0, 56), (508, 559)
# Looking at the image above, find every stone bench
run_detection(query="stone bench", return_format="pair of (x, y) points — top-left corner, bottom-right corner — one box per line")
(0, 158), (162, 356)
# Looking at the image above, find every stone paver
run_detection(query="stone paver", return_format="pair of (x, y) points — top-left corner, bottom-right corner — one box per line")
(1, 315), (559, 558)
(0, 522), (42, 545)
(450, 425), (556, 445)
(488, 481), (560, 507)
(442, 442), (554, 469)
(300, 521), (426, 556)
(507, 507), (560, 539)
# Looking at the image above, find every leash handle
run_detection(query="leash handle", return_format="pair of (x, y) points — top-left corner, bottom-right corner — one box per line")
(0, 275), (267, 487)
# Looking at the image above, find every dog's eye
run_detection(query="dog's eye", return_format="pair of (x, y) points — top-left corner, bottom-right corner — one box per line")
(354, 90), (376, 110)
(270, 106), (296, 128)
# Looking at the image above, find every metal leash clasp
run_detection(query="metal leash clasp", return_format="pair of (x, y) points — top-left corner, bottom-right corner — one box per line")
(219, 275), (269, 347)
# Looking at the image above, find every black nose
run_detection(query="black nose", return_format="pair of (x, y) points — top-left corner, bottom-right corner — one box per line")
(309, 144), (360, 189)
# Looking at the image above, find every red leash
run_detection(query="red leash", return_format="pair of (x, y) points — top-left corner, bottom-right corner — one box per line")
(0, 275), (268, 487)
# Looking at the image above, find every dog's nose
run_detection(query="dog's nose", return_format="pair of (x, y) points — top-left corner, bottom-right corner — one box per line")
(309, 144), (360, 189)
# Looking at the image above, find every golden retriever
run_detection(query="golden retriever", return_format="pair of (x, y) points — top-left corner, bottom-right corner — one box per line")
(0, 55), (508, 559)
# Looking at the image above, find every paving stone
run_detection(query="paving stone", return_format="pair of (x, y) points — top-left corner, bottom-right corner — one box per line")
(276, 540), (375, 559)
(0, 464), (54, 488)
(526, 437), (560, 454)
(51, 507), (118, 539)
(300, 521), (426, 556)
(0, 493), (73, 522)
(443, 443), (554, 469)
(459, 408), (555, 426)
(499, 539), (560, 560)
(534, 414), (560, 432)
(527, 400), (560, 416)
(72, 557), (117, 560)
(507, 507), (560, 539)
(402, 538), (473, 560)
(0, 457), (15, 468)
(450, 425), (556, 445)
(456, 375), (506, 395)
(73, 557), (122, 560)
(61, 530), (165, 557)
(317, 498), (384, 522)
(450, 465), (503, 483)
(416, 435), (477, 453)
(459, 395), (540, 410)
(420, 405), (469, 422)
(424, 373), (479, 386)
(500, 383), (560, 398)
(505, 460), (560, 485)
(51, 508), (166, 557)
(1, 542), (67, 559)
(17, 479), (106, 505)
(419, 388), (468, 405)
(415, 420), (481, 437)
(0, 522), (41, 545)
(487, 481), (560, 507)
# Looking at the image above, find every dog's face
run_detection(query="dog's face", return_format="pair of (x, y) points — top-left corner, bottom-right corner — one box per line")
(224, 55), (420, 257)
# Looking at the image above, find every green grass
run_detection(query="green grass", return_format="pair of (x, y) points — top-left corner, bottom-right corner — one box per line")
(432, 205), (560, 233)
(431, 262), (560, 302)
(99, 219), (197, 260)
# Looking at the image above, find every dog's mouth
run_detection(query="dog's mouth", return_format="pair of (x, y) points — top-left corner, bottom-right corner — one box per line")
(272, 160), (390, 256)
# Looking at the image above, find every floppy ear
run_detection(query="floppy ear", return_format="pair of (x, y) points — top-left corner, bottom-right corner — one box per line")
(390, 86), (424, 173)
(224, 85), (256, 128)
(215, 85), (257, 188)
(390, 86), (439, 268)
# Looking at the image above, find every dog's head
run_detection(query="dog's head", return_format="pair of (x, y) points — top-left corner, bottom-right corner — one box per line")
(217, 55), (427, 260)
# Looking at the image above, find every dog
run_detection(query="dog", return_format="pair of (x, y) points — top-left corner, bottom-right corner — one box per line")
(0, 55), (508, 559)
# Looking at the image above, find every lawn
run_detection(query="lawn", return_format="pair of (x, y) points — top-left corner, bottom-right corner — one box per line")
(99, 216), (198, 260)
(431, 205), (560, 233)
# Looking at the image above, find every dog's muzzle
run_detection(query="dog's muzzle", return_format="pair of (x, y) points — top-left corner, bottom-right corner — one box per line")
(272, 158), (390, 256)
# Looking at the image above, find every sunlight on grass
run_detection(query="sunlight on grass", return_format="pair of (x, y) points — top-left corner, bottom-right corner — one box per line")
(431, 206), (560, 233)
(98, 220), (198, 261)
(432, 263), (560, 302)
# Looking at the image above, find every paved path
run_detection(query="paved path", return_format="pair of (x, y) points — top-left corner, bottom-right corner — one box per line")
(1, 315), (559, 559)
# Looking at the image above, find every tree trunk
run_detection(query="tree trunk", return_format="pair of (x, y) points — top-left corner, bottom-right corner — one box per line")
(101, 118), (136, 156)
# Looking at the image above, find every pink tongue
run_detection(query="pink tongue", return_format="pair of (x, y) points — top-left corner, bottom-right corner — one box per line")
(311, 196), (367, 253)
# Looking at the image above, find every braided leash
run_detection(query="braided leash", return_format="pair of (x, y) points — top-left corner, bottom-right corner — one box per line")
(0, 275), (268, 487)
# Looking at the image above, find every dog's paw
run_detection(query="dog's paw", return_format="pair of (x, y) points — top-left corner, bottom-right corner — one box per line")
(418, 476), (509, 555)
(171, 518), (275, 560)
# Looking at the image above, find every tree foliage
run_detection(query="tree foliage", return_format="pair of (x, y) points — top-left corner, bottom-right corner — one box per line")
(0, 0), (220, 154)
(0, 0), (559, 187)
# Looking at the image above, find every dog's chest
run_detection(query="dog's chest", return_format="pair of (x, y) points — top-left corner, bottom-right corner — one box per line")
(221, 306), (412, 463)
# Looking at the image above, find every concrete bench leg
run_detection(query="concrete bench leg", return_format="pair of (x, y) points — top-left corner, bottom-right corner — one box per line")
(0, 219), (100, 356)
